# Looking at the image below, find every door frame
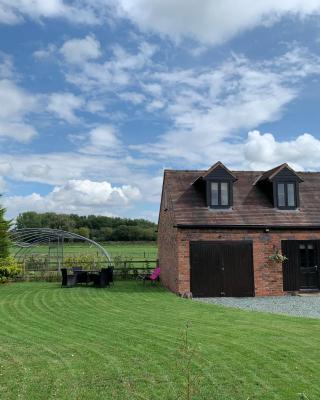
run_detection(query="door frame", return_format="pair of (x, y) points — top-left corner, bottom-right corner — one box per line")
(282, 240), (320, 291)
(190, 240), (255, 297)
(298, 240), (319, 290)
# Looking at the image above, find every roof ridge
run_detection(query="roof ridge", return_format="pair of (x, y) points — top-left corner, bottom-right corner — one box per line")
(164, 169), (205, 172)
(164, 169), (320, 174)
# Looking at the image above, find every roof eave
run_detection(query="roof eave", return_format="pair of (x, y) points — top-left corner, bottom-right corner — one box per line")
(175, 224), (320, 230)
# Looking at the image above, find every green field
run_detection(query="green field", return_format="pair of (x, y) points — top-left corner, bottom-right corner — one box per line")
(11, 242), (158, 261)
(1, 281), (319, 399)
(103, 242), (158, 259)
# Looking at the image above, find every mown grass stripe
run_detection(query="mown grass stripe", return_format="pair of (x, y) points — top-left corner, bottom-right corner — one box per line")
(1, 281), (320, 399)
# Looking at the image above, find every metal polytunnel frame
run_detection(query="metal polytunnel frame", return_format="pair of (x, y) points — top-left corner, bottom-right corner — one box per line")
(10, 228), (112, 268)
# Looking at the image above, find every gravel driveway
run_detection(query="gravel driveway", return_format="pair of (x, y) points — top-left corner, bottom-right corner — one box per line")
(194, 295), (320, 319)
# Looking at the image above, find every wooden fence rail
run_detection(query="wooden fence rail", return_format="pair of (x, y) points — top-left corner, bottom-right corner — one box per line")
(19, 259), (158, 281)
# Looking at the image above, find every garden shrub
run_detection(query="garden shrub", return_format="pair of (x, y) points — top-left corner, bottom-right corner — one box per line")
(24, 270), (60, 282)
(0, 257), (22, 283)
(64, 254), (107, 269)
(24, 256), (48, 271)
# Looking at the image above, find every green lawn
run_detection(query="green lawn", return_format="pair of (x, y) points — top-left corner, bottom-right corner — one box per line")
(1, 282), (319, 400)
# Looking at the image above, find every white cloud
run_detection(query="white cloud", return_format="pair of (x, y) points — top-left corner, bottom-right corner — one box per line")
(244, 131), (320, 171)
(132, 55), (294, 162)
(146, 99), (165, 112)
(0, 150), (154, 187)
(51, 179), (141, 207)
(2, 0), (320, 47)
(131, 48), (320, 165)
(142, 83), (162, 97)
(0, 4), (20, 24)
(0, 147), (160, 219)
(23, 164), (51, 179)
(137, 175), (163, 203)
(86, 100), (106, 113)
(47, 92), (84, 123)
(114, 0), (320, 44)
(64, 41), (157, 92)
(111, 42), (156, 70)
(80, 124), (122, 154)
(0, 162), (11, 175)
(0, 0), (100, 25)
(0, 79), (39, 142)
(0, 53), (14, 78)
(60, 35), (101, 65)
(118, 91), (145, 104)
(0, 80), (37, 120)
(0, 176), (6, 192)
(3, 179), (141, 217)
(33, 44), (57, 60)
(0, 121), (37, 142)
(0, 161), (10, 192)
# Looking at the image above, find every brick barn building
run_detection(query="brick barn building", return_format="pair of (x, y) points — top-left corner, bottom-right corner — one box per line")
(157, 162), (320, 297)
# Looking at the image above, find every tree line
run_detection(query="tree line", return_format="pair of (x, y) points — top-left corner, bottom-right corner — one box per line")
(16, 212), (157, 242)
(0, 196), (10, 258)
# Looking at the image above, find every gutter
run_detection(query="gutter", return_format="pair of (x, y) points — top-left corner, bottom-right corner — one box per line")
(174, 224), (320, 230)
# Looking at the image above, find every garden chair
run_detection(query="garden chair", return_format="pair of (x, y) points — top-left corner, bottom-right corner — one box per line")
(92, 268), (109, 288)
(106, 267), (114, 286)
(142, 266), (160, 285)
(61, 268), (76, 288)
(74, 270), (89, 285)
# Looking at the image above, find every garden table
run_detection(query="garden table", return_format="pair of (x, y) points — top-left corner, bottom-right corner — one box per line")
(73, 270), (100, 284)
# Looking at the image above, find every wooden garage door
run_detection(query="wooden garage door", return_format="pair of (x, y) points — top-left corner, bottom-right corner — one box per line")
(190, 241), (254, 297)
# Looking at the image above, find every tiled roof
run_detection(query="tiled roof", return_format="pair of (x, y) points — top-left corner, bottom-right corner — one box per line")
(163, 169), (320, 227)
(257, 163), (303, 182)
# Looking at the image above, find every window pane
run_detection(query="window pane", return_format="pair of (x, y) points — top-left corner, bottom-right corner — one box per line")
(211, 182), (219, 206)
(277, 183), (285, 207)
(287, 183), (295, 207)
(221, 182), (229, 206)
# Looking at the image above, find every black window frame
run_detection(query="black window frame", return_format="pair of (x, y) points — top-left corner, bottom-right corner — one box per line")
(274, 181), (298, 210)
(207, 180), (232, 209)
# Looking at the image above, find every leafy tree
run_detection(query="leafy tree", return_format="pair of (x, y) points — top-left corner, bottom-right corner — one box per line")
(15, 211), (157, 242)
(76, 227), (90, 238)
(0, 196), (11, 259)
(16, 211), (41, 229)
(111, 225), (130, 241)
(101, 227), (113, 241)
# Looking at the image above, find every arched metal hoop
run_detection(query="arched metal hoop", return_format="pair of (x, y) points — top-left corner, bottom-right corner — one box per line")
(10, 228), (111, 264)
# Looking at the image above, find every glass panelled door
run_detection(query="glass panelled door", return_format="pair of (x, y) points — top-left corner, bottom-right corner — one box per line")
(299, 242), (319, 290)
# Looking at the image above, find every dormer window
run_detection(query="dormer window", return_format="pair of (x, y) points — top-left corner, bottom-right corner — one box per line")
(211, 181), (230, 207)
(255, 163), (303, 210)
(276, 182), (297, 209)
(192, 162), (237, 209)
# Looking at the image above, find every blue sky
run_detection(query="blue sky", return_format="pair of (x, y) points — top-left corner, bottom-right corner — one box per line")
(1, 1), (320, 220)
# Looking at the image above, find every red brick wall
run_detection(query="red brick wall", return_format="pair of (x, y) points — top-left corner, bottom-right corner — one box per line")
(157, 199), (179, 293)
(159, 228), (320, 296)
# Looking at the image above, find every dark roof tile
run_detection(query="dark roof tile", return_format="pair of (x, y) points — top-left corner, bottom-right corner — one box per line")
(164, 169), (320, 227)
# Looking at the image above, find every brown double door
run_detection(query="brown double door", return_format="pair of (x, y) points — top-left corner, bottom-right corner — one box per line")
(190, 241), (254, 297)
(282, 240), (320, 291)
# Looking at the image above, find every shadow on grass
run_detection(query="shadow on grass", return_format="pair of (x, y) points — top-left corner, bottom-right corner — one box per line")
(41, 280), (169, 294)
